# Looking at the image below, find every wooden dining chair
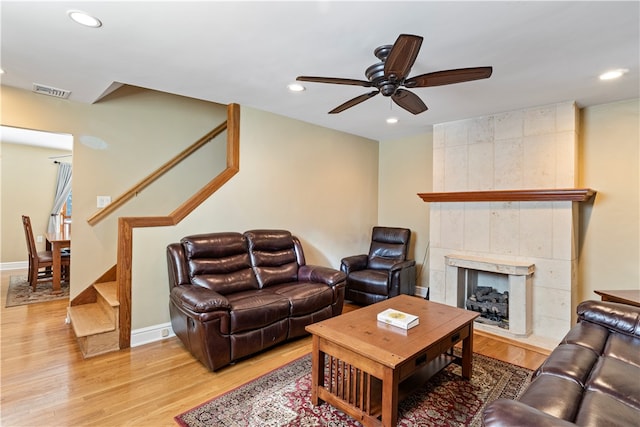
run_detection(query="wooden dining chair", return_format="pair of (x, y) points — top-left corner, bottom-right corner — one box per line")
(21, 215), (70, 291)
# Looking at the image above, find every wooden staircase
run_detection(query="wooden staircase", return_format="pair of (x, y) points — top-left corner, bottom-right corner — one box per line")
(68, 103), (240, 358)
(68, 278), (120, 358)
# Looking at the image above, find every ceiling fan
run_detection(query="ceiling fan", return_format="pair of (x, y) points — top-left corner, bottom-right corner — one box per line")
(296, 34), (493, 115)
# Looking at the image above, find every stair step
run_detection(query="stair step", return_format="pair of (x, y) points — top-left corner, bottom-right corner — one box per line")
(69, 303), (116, 337)
(94, 281), (119, 307)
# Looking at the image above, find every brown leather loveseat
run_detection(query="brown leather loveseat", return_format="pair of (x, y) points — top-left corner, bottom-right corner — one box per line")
(167, 229), (346, 371)
(483, 300), (640, 426)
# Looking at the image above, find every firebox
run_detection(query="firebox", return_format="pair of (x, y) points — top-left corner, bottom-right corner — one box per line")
(445, 254), (534, 338)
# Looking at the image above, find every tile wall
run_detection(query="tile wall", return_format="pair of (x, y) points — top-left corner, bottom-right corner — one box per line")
(428, 102), (578, 347)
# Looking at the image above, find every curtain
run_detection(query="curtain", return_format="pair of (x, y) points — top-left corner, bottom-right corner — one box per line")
(48, 162), (72, 233)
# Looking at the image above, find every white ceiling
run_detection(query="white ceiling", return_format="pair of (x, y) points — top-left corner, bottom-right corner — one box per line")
(1, 1), (638, 141)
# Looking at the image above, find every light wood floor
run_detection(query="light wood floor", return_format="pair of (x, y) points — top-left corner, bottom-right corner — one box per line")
(1, 269), (549, 426)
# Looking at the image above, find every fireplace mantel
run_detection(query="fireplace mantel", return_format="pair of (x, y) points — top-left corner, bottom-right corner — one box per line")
(418, 188), (596, 203)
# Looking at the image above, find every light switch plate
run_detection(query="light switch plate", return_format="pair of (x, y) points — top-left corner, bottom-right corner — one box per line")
(97, 195), (111, 208)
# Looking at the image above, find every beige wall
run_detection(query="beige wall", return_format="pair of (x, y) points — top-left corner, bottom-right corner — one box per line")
(1, 85), (229, 300)
(1, 85), (379, 333)
(378, 132), (433, 294)
(3, 82), (638, 336)
(132, 106), (379, 328)
(0, 142), (72, 262)
(578, 99), (640, 301)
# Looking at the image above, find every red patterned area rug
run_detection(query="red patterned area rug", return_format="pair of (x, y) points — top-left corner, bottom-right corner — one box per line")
(175, 352), (533, 427)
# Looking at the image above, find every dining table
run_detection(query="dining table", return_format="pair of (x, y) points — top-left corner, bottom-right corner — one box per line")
(45, 229), (71, 293)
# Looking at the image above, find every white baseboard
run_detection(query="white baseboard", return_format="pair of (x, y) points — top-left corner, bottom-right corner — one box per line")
(1, 261), (28, 271)
(131, 322), (175, 347)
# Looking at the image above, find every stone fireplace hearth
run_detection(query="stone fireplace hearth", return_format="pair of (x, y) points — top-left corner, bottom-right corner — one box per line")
(422, 101), (593, 350)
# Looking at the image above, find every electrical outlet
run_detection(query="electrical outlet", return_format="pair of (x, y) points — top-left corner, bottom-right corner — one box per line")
(36, 235), (43, 243)
(161, 328), (169, 338)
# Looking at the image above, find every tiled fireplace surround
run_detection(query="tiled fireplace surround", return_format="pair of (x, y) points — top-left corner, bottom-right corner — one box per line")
(427, 101), (579, 349)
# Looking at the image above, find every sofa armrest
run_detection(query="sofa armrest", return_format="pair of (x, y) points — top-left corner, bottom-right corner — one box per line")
(577, 300), (640, 337)
(340, 254), (368, 274)
(170, 285), (231, 313)
(483, 399), (576, 427)
(298, 265), (346, 287)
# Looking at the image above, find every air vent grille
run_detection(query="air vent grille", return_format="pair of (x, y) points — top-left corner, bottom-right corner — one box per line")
(32, 83), (71, 99)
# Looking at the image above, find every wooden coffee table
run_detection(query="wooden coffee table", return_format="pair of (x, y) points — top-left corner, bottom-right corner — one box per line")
(305, 294), (479, 427)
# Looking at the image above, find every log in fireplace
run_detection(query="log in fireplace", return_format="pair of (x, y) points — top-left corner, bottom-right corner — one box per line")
(466, 285), (509, 329)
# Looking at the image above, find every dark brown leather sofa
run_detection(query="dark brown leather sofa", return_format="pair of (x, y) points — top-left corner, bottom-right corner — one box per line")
(483, 300), (640, 427)
(167, 229), (346, 371)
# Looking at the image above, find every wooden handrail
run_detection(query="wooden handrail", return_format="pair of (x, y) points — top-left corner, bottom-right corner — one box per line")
(111, 103), (239, 349)
(87, 120), (230, 226)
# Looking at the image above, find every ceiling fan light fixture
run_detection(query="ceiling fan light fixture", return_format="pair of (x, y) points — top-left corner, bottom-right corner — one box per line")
(67, 10), (102, 28)
(287, 83), (305, 92)
(599, 68), (628, 80)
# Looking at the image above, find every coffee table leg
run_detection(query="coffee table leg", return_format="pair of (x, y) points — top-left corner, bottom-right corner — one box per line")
(311, 335), (325, 405)
(461, 324), (474, 379)
(381, 367), (399, 427)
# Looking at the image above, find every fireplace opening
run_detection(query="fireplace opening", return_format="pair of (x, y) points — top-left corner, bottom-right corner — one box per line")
(446, 254), (534, 338)
(466, 285), (509, 329)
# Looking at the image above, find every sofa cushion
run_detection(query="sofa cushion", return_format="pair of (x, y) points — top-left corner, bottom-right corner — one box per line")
(182, 232), (258, 295)
(224, 290), (290, 334)
(268, 282), (334, 316)
(585, 356), (640, 408)
(534, 344), (599, 386)
(574, 390), (640, 427)
(562, 321), (608, 354)
(245, 230), (299, 288)
(603, 333), (640, 368)
(518, 374), (584, 421)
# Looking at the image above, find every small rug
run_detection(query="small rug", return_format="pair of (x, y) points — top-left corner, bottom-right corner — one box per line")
(175, 352), (533, 427)
(5, 275), (69, 307)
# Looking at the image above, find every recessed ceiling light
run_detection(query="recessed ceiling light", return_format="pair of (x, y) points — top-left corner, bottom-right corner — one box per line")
(599, 68), (629, 80)
(67, 10), (102, 28)
(386, 117), (399, 124)
(287, 83), (305, 92)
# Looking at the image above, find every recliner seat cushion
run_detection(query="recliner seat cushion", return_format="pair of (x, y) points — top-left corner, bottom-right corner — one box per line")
(574, 391), (640, 427)
(224, 291), (290, 334)
(268, 282), (334, 316)
(347, 270), (389, 295)
(586, 357), (640, 408)
(518, 374), (583, 421)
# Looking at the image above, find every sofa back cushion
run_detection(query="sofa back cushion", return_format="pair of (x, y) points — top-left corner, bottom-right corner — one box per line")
(367, 226), (411, 270)
(181, 232), (258, 295)
(245, 230), (299, 289)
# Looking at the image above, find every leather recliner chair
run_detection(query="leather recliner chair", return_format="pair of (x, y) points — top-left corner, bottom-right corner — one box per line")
(340, 226), (416, 306)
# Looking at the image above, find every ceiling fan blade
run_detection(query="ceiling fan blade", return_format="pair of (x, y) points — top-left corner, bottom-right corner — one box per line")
(392, 89), (428, 115)
(384, 34), (423, 81)
(296, 76), (372, 87)
(405, 66), (493, 88)
(329, 91), (379, 114)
